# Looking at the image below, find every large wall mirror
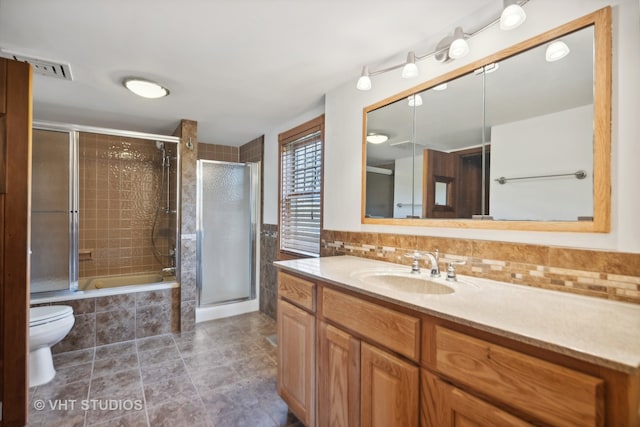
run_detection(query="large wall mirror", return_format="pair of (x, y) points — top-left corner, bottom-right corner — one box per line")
(362, 7), (611, 232)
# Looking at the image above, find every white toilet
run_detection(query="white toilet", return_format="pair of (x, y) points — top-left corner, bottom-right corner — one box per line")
(29, 305), (75, 387)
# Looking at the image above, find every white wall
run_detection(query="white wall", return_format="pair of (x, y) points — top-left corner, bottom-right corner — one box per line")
(264, 0), (640, 253)
(490, 104), (594, 221)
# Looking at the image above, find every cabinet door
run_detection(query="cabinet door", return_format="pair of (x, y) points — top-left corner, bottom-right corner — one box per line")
(421, 369), (533, 427)
(361, 342), (419, 427)
(317, 321), (360, 427)
(278, 299), (315, 427)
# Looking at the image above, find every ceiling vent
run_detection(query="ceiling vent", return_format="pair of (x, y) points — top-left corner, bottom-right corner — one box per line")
(0, 49), (73, 81)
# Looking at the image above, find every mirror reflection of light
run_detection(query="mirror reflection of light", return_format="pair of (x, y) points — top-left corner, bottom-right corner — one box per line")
(545, 41), (570, 62)
(366, 134), (389, 144)
(407, 94), (423, 107)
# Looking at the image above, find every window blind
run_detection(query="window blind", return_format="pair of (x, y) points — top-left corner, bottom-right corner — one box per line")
(280, 130), (322, 256)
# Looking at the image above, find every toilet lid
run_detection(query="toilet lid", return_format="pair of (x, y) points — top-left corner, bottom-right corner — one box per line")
(30, 305), (73, 327)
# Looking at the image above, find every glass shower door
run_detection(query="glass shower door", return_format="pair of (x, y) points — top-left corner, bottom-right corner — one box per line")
(31, 129), (78, 293)
(197, 160), (258, 306)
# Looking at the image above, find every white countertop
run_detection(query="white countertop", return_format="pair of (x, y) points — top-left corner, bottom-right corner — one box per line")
(274, 256), (640, 373)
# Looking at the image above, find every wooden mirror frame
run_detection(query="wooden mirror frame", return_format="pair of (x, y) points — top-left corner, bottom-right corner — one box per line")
(361, 7), (611, 232)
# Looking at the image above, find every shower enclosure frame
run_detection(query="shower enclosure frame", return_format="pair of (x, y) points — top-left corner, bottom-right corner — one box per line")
(196, 159), (260, 313)
(31, 120), (182, 295)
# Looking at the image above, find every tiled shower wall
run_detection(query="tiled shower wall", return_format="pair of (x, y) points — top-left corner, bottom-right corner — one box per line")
(78, 132), (176, 278)
(321, 230), (640, 304)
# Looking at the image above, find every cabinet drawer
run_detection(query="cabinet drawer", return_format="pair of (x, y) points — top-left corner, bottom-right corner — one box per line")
(435, 326), (604, 427)
(278, 272), (316, 312)
(322, 287), (419, 361)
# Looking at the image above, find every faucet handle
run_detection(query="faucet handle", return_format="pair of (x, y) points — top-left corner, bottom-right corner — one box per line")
(445, 260), (466, 282)
(404, 251), (426, 260)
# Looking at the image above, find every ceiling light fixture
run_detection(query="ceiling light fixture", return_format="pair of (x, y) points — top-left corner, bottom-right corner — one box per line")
(366, 134), (389, 144)
(402, 52), (419, 79)
(500, 0), (527, 31)
(355, 0), (529, 91)
(123, 78), (169, 99)
(448, 27), (470, 59)
(545, 40), (571, 62)
(407, 94), (423, 107)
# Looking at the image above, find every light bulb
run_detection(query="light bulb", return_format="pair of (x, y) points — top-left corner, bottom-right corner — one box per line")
(402, 52), (419, 79)
(500, 3), (527, 31)
(356, 66), (372, 91)
(448, 28), (469, 59)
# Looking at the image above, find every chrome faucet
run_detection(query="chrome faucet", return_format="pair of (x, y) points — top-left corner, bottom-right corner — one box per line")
(424, 249), (441, 278)
(162, 267), (176, 276)
(404, 249), (441, 277)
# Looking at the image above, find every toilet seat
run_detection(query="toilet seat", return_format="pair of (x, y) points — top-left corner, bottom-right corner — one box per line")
(30, 305), (73, 327)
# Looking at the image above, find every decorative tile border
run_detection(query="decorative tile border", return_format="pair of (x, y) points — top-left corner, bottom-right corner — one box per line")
(321, 230), (640, 304)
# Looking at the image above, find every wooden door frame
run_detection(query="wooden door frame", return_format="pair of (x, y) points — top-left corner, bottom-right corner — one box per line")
(1, 58), (32, 427)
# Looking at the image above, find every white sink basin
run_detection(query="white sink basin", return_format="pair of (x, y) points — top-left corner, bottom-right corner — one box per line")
(351, 270), (455, 295)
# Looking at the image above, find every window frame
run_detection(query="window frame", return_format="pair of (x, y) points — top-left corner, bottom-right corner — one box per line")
(278, 115), (324, 258)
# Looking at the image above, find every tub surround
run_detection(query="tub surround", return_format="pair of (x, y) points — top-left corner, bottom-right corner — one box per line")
(321, 230), (640, 304)
(31, 286), (180, 353)
(275, 255), (640, 373)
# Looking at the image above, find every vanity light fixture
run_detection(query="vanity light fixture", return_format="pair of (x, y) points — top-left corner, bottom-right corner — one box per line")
(357, 66), (372, 91)
(545, 40), (570, 62)
(448, 27), (470, 59)
(355, 1), (528, 91)
(407, 94), (423, 107)
(402, 52), (419, 79)
(500, 0), (527, 31)
(366, 133), (389, 144)
(123, 78), (169, 99)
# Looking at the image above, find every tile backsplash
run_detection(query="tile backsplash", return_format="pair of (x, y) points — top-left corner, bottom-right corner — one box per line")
(321, 230), (640, 304)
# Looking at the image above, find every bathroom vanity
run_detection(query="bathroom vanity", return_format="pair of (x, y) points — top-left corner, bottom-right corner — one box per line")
(274, 256), (640, 427)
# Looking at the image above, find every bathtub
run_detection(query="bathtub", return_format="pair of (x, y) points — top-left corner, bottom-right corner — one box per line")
(31, 272), (178, 305)
(79, 273), (170, 290)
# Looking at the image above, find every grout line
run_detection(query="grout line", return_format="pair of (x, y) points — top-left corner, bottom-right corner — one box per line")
(133, 338), (152, 427)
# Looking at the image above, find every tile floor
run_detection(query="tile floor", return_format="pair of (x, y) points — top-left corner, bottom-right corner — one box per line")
(28, 312), (301, 427)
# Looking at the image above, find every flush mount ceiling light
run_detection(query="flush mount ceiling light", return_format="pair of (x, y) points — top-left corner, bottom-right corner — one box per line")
(366, 133), (389, 144)
(123, 78), (169, 99)
(402, 52), (419, 79)
(448, 27), (470, 59)
(545, 40), (571, 62)
(355, 1), (529, 91)
(500, 0), (527, 31)
(407, 94), (423, 107)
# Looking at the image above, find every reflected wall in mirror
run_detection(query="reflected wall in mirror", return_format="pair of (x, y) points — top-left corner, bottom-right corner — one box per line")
(362, 7), (610, 232)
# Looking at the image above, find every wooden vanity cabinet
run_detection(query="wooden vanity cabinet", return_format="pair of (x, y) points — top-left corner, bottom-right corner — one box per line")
(276, 269), (639, 427)
(318, 286), (420, 427)
(421, 369), (534, 427)
(277, 272), (316, 427)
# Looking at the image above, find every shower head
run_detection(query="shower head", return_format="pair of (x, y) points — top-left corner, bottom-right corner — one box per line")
(155, 141), (165, 151)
